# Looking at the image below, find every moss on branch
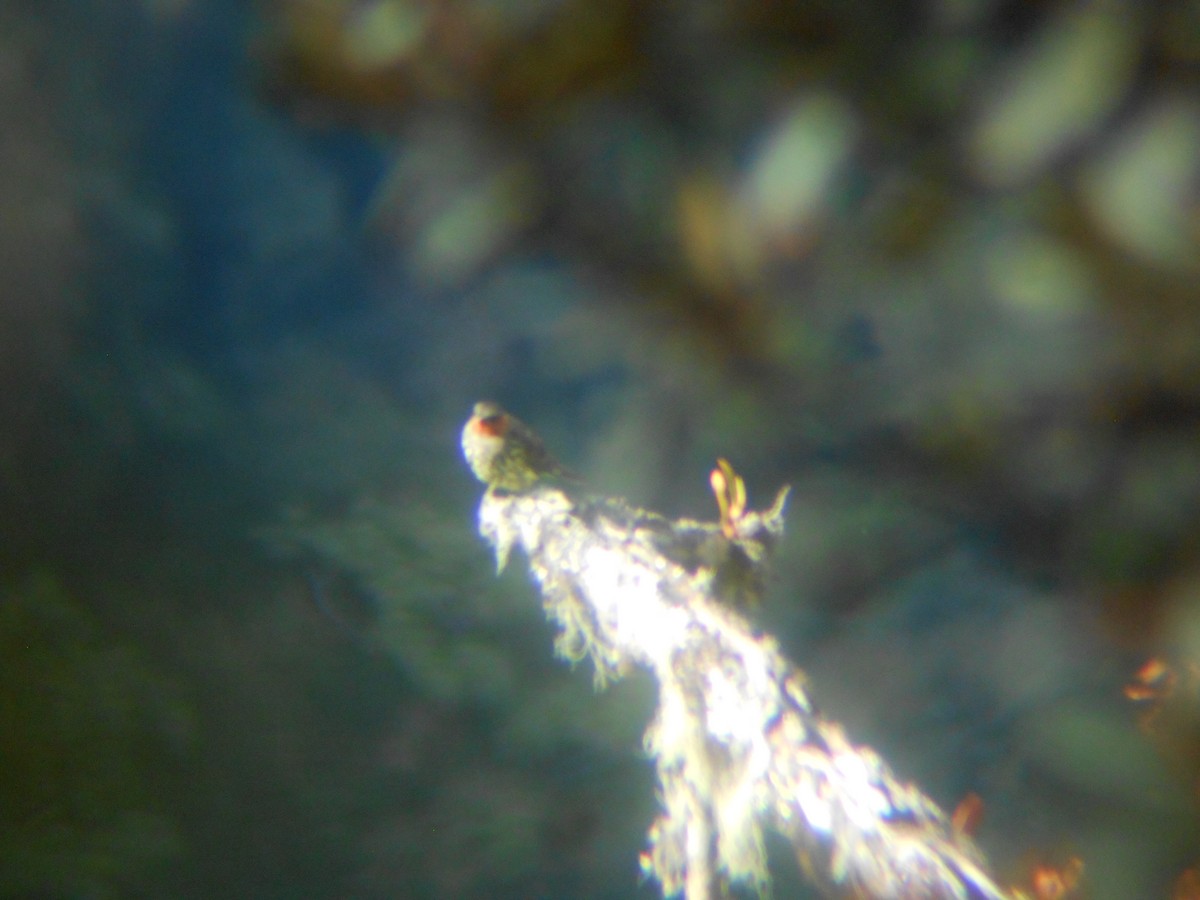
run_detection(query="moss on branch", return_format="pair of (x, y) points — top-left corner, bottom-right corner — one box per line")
(476, 482), (1012, 900)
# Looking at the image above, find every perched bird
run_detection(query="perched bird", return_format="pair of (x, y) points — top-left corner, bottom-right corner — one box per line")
(461, 401), (573, 491)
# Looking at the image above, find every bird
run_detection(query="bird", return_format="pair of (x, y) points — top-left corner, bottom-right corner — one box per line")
(461, 401), (574, 492)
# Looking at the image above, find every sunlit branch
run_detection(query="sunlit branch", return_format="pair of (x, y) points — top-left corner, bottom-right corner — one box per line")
(476, 483), (1012, 900)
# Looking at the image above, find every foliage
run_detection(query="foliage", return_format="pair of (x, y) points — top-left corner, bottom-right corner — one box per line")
(0, 574), (189, 898)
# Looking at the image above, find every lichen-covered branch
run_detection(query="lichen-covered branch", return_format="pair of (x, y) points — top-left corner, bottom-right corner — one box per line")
(476, 483), (1012, 900)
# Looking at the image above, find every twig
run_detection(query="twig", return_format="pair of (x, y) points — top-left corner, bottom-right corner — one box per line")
(475, 482), (1012, 900)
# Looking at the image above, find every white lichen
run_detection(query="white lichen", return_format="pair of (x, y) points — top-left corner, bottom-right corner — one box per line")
(476, 483), (1012, 900)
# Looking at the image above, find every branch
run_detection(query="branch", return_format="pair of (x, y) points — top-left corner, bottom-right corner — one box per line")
(476, 482), (1013, 900)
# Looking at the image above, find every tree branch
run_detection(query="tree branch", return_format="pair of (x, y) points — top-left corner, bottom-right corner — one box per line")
(476, 482), (1012, 900)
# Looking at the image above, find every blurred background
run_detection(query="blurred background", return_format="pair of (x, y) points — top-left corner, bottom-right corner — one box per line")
(2, 0), (1199, 896)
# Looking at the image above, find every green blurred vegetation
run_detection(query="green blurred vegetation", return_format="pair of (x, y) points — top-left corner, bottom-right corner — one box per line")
(0, 0), (1199, 896)
(0, 574), (188, 898)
